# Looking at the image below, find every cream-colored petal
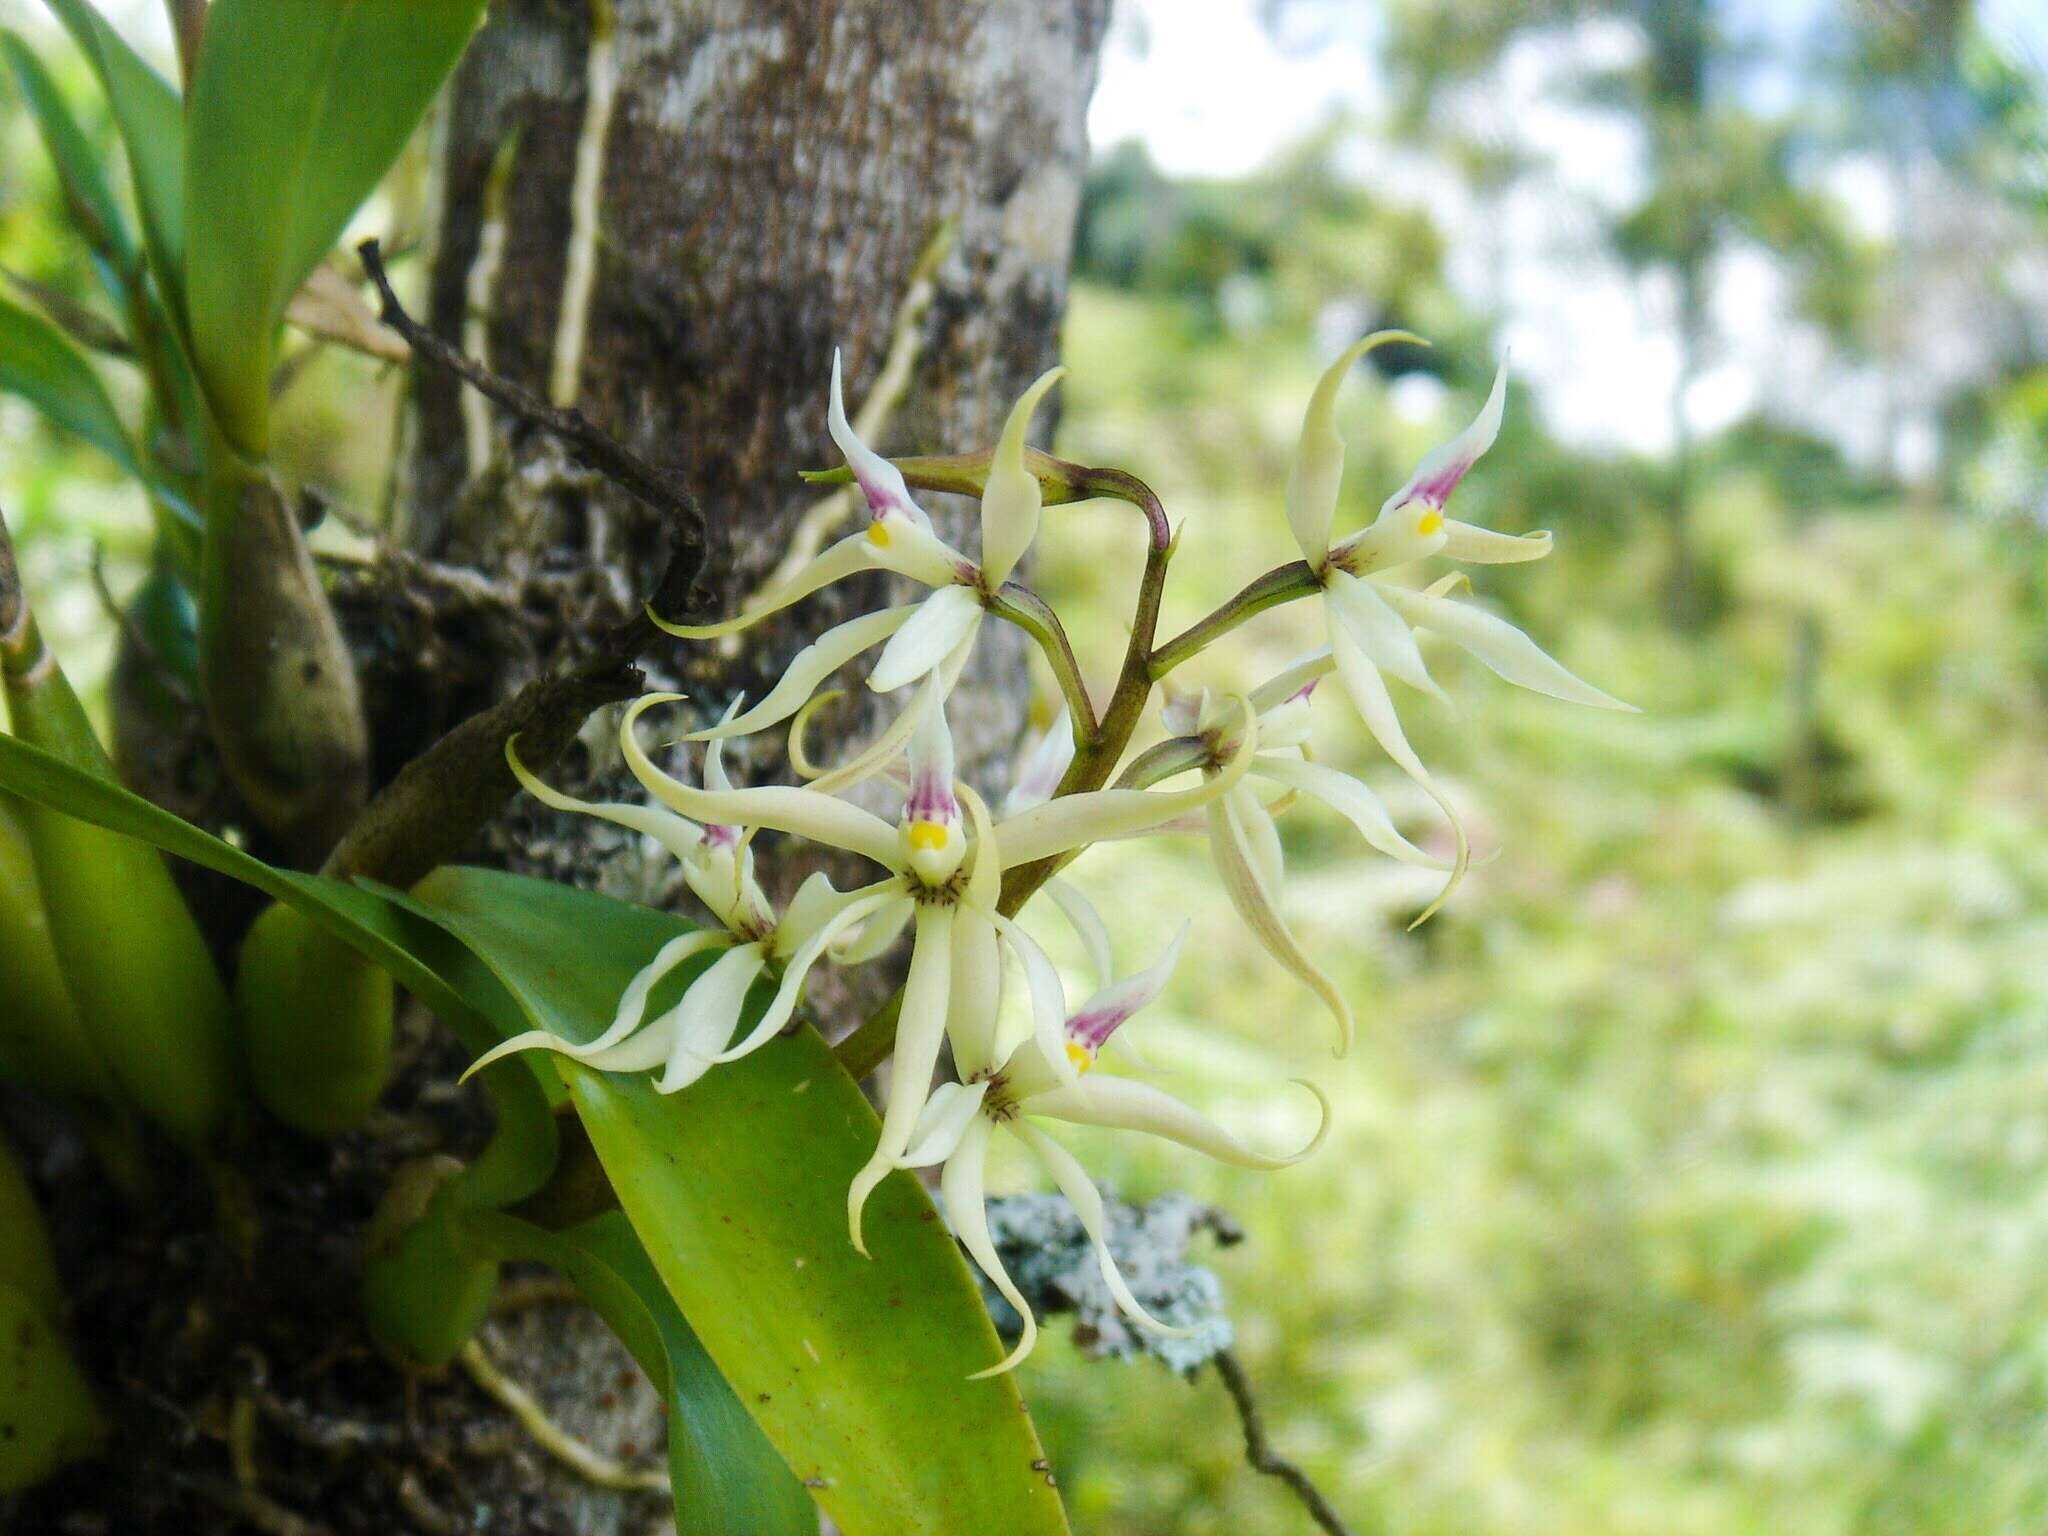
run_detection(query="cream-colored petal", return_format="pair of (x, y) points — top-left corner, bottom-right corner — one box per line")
(1001, 709), (1075, 816)
(1326, 618), (1468, 923)
(1441, 520), (1551, 563)
(979, 365), (1065, 584)
(1378, 354), (1508, 519)
(1380, 587), (1635, 711)
(869, 587), (984, 694)
(715, 892), (897, 1066)
(995, 697), (1259, 869)
(650, 532), (870, 640)
(987, 910), (1076, 1089)
(654, 942), (768, 1093)
(684, 607), (916, 742)
(1327, 570), (1440, 699)
(1230, 781), (1286, 894)
(1250, 755), (1449, 870)
(847, 901), (955, 1254)
(508, 736), (704, 863)
(1027, 1074), (1330, 1169)
(943, 905), (1005, 1081)
(1284, 330), (1425, 563)
(623, 696), (902, 868)
(592, 929), (733, 1054)
(1207, 793), (1355, 1055)
(802, 640), (974, 797)
(1012, 1122), (1192, 1337)
(899, 1078), (990, 1168)
(958, 783), (1002, 916)
(942, 1119), (1038, 1378)
(829, 892), (915, 966)
(1044, 877), (1113, 993)
(1248, 650), (1335, 715)
(828, 348), (931, 529)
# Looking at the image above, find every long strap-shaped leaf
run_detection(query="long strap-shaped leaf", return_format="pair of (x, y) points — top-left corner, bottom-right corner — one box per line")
(401, 866), (1073, 1536)
(0, 296), (138, 477)
(40, 0), (185, 323)
(182, 0), (486, 453)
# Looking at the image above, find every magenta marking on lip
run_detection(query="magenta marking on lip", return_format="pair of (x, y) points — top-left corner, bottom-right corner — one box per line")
(702, 822), (741, 850)
(1066, 1002), (1134, 1051)
(905, 772), (956, 825)
(1289, 678), (1319, 705)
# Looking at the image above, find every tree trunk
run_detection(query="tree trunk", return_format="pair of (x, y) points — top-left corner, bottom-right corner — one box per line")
(9, 4), (1106, 1531)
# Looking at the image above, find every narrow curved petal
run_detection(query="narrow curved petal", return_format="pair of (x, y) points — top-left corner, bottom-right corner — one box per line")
(995, 698), (1260, 869)
(623, 696), (902, 868)
(654, 942), (769, 1092)
(651, 531), (871, 640)
(1026, 1074), (1331, 1169)
(1208, 792), (1355, 1055)
(830, 347), (929, 527)
(593, 929), (734, 1054)
(1065, 922), (1188, 1055)
(1441, 520), (1552, 563)
(848, 902), (956, 1254)
(1380, 588), (1635, 711)
(1250, 754), (1449, 871)
(507, 736), (704, 863)
(869, 586), (984, 694)
(1044, 877), (1113, 992)
(987, 910), (1076, 1088)
(1012, 1122), (1192, 1337)
(830, 892), (915, 965)
(1001, 708), (1075, 816)
(1327, 570), (1440, 699)
(942, 1119), (1038, 1378)
(899, 1078), (990, 1168)
(684, 607), (916, 741)
(1379, 354), (1508, 519)
(1286, 330), (1424, 563)
(980, 365), (1065, 585)
(1327, 618), (1468, 924)
(716, 891), (899, 1066)
(802, 639), (974, 797)
(1249, 650), (1335, 715)
(944, 906), (1006, 1081)
(1232, 781), (1286, 893)
(958, 783), (1002, 916)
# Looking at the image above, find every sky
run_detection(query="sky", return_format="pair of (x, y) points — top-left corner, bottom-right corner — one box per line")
(1087, 0), (2048, 462)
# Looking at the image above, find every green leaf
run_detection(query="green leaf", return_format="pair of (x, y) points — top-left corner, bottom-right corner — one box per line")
(1, 29), (140, 297)
(0, 295), (137, 476)
(41, 0), (185, 323)
(402, 866), (1073, 1536)
(182, 0), (485, 454)
(471, 1211), (816, 1535)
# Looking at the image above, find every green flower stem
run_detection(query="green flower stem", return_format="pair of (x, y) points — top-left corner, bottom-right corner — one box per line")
(1148, 560), (1322, 679)
(989, 581), (1097, 742)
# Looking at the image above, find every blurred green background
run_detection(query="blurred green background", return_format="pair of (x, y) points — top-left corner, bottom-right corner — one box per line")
(5, 1), (2048, 1532)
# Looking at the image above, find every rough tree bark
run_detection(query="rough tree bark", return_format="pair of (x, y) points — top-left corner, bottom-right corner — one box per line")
(8, 3), (1107, 1532)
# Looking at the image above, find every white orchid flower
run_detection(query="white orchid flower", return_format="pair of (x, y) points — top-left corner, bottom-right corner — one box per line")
(1282, 333), (1634, 897)
(900, 927), (1329, 1377)
(651, 354), (1066, 747)
(1157, 680), (1449, 1054)
(613, 685), (1259, 1252)
(462, 730), (879, 1095)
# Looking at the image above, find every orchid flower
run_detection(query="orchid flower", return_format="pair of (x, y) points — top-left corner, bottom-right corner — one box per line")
(1154, 679), (1449, 1054)
(463, 730), (878, 1094)
(650, 355), (1066, 766)
(613, 685), (1260, 1251)
(898, 927), (1329, 1376)
(1281, 333), (1633, 894)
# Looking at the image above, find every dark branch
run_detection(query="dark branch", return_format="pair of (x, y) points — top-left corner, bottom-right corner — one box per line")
(1213, 1350), (1356, 1536)
(356, 237), (708, 611)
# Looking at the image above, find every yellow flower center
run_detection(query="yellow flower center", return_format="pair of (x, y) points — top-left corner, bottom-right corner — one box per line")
(1064, 1041), (1096, 1075)
(1416, 508), (1445, 536)
(867, 521), (893, 547)
(906, 819), (949, 851)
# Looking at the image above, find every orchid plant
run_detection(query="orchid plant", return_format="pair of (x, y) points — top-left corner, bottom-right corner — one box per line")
(480, 334), (1633, 1373)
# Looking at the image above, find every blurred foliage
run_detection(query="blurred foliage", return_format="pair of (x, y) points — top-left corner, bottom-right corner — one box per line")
(4, 0), (2048, 1531)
